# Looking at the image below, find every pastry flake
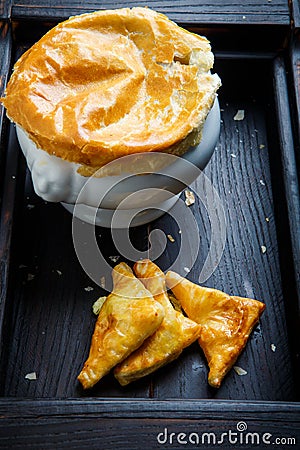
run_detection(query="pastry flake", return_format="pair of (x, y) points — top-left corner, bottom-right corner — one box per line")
(166, 271), (265, 388)
(77, 262), (164, 389)
(114, 260), (201, 386)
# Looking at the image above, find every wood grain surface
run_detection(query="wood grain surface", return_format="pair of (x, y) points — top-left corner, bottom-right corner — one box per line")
(0, 1), (11, 18)
(273, 57), (300, 310)
(291, 0), (300, 28)
(0, 54), (297, 403)
(0, 21), (11, 183)
(9, 0), (291, 25)
(291, 34), (300, 169)
(0, 399), (299, 449)
(0, 22), (16, 386)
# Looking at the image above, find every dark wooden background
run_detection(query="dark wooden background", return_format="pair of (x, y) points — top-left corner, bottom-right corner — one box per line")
(1, 0), (291, 24)
(0, 0), (299, 448)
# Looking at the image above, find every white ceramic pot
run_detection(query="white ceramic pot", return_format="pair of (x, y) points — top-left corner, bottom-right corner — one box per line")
(16, 98), (220, 227)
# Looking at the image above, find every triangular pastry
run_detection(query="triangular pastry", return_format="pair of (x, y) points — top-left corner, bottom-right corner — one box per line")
(78, 262), (164, 389)
(166, 271), (265, 388)
(114, 260), (201, 385)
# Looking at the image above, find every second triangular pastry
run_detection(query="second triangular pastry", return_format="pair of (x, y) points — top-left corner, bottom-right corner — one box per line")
(114, 260), (201, 386)
(166, 271), (265, 388)
(78, 262), (164, 389)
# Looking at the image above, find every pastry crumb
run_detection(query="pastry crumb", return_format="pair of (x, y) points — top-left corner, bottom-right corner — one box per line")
(185, 190), (195, 206)
(261, 245), (267, 254)
(109, 256), (120, 263)
(100, 276), (106, 289)
(84, 286), (94, 292)
(259, 144), (265, 149)
(271, 344), (276, 352)
(183, 267), (190, 273)
(233, 366), (247, 376)
(265, 217), (270, 222)
(234, 110), (245, 121)
(93, 296), (107, 315)
(167, 234), (175, 243)
(230, 153), (237, 158)
(27, 204), (35, 210)
(25, 372), (37, 380)
(27, 273), (35, 281)
(56, 269), (62, 276)
(259, 179), (265, 186)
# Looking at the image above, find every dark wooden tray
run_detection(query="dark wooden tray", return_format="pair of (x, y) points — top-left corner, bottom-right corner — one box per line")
(5, 0), (291, 24)
(0, 1), (300, 448)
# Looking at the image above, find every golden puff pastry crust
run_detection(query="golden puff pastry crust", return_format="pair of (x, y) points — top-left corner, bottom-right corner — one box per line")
(77, 263), (164, 389)
(166, 271), (265, 388)
(114, 260), (201, 386)
(1, 8), (220, 174)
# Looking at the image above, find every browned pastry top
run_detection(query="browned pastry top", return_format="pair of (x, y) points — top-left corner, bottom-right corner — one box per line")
(2, 7), (220, 173)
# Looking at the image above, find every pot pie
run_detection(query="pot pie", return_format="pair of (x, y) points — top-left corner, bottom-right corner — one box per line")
(1, 7), (221, 176)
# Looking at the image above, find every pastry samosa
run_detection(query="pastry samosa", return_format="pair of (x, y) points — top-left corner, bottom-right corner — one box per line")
(78, 262), (164, 389)
(114, 260), (201, 385)
(166, 271), (265, 388)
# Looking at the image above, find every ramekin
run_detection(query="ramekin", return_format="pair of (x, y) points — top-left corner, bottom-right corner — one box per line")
(16, 98), (220, 227)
